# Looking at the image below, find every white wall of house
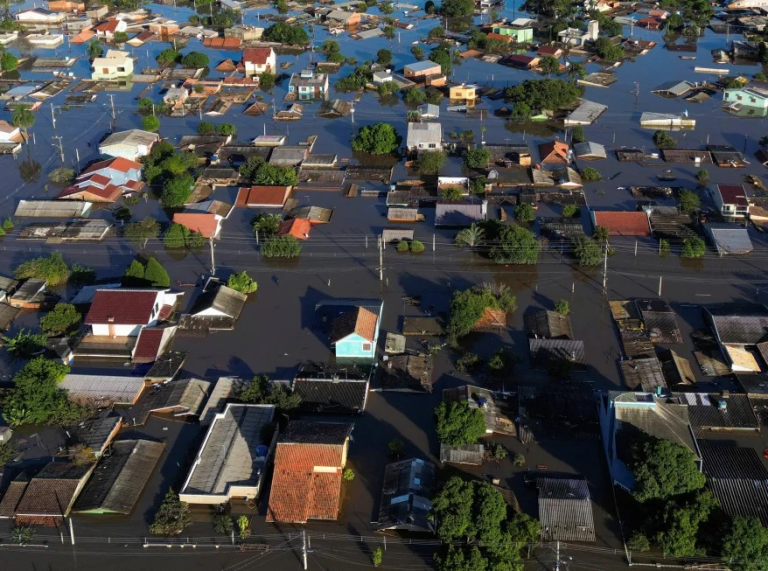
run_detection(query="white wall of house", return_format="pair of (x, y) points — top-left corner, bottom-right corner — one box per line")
(91, 323), (142, 337)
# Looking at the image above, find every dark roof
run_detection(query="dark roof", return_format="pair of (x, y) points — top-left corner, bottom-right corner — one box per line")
(700, 442), (768, 526)
(439, 443), (485, 465)
(377, 459), (437, 533)
(293, 362), (371, 413)
(620, 357), (667, 392)
(72, 440), (164, 514)
(529, 339), (586, 368)
(443, 385), (516, 435)
(435, 201), (486, 227)
(708, 304), (768, 344)
(72, 415), (121, 453)
(328, 306), (379, 343)
(524, 309), (573, 339)
(636, 299), (682, 344)
(191, 279), (247, 320)
(378, 355), (435, 393)
(517, 385), (600, 440)
(0, 476), (28, 518)
(736, 374), (768, 396)
(15, 462), (91, 517)
(279, 421), (354, 445)
(674, 393), (759, 435)
(537, 477), (596, 542)
(85, 289), (160, 325)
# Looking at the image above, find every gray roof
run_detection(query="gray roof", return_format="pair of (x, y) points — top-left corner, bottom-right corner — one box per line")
(191, 279), (247, 320)
(268, 146), (307, 166)
(636, 299), (682, 344)
(564, 99), (607, 126)
(673, 393), (759, 434)
(279, 421), (354, 445)
(620, 357), (667, 392)
(417, 103), (440, 118)
(708, 304), (768, 344)
(73, 415), (121, 453)
(573, 141), (607, 159)
(529, 339), (586, 368)
(538, 477), (596, 542)
(15, 200), (92, 218)
(407, 122), (442, 148)
(700, 442), (768, 526)
(61, 373), (146, 404)
(293, 362), (371, 414)
(181, 404), (276, 498)
(73, 439), (165, 514)
(100, 129), (159, 149)
(704, 223), (753, 255)
(404, 60), (440, 73)
(525, 309), (573, 339)
(0, 275), (19, 293)
(435, 201), (486, 227)
(377, 459), (436, 532)
(150, 377), (212, 416)
(652, 80), (695, 97)
(11, 278), (46, 302)
(439, 443), (484, 465)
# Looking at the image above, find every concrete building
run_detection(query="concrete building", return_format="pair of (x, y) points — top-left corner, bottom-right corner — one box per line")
(99, 129), (160, 161)
(91, 50), (133, 80)
(84, 288), (178, 337)
(288, 69), (328, 100)
(243, 47), (276, 77)
(723, 86), (768, 110)
(491, 24), (533, 42)
(404, 60), (441, 79)
(15, 7), (65, 23)
(406, 122), (442, 151)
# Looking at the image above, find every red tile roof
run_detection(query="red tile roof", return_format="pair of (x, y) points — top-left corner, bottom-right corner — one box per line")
(486, 32), (511, 42)
(593, 211), (650, 236)
(79, 173), (111, 188)
(537, 45), (561, 57)
(223, 76), (258, 85)
(133, 328), (164, 363)
(81, 156), (142, 177)
(95, 18), (120, 33)
(243, 47), (273, 65)
(277, 218), (311, 240)
(717, 184), (748, 207)
(203, 37), (241, 49)
(266, 443), (345, 523)
(56, 183), (122, 203)
(172, 212), (219, 238)
(85, 289), (160, 325)
(235, 186), (291, 208)
(15, 462), (90, 517)
(329, 307), (378, 343)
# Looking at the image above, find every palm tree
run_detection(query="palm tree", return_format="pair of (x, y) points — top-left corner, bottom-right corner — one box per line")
(86, 39), (103, 61)
(12, 104), (34, 138)
(455, 223), (485, 248)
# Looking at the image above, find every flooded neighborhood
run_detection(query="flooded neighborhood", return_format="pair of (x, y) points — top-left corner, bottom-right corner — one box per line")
(1, 0), (768, 568)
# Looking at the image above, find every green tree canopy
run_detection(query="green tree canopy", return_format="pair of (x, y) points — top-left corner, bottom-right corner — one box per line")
(721, 516), (768, 571)
(197, 121), (215, 135)
(11, 104), (34, 132)
(629, 436), (706, 503)
(653, 130), (677, 149)
(181, 51), (209, 68)
(252, 163), (298, 186)
(124, 216), (160, 246)
(1, 50), (17, 71)
(144, 257), (170, 288)
(581, 167), (601, 182)
(416, 150), (447, 175)
(217, 123), (236, 136)
(504, 79), (580, 112)
(40, 303), (81, 336)
(123, 259), (146, 286)
(655, 491), (717, 557)
(377, 48), (392, 64)
(2, 357), (77, 427)
(430, 476), (476, 541)
(575, 236), (602, 266)
(156, 48), (180, 65)
(352, 123), (401, 154)
(455, 223), (485, 248)
(259, 71), (277, 91)
(446, 284), (516, 343)
(681, 237), (706, 258)
(435, 401), (487, 446)
(515, 203), (535, 223)
(464, 147), (490, 169)
(149, 490), (191, 536)
(539, 55), (560, 76)
(14, 252), (69, 285)
(678, 190), (701, 214)
(263, 22), (309, 45)
(262, 235), (302, 258)
(86, 39), (103, 60)
(160, 174), (194, 207)
(141, 115), (160, 133)
(595, 37), (625, 61)
(237, 374), (301, 414)
(227, 271), (258, 294)
(489, 225), (539, 265)
(440, 0), (474, 17)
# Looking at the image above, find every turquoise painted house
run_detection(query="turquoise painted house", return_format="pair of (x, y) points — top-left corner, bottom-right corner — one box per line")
(328, 302), (384, 360)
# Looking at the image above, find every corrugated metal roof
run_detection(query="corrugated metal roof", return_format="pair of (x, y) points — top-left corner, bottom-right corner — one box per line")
(705, 223), (753, 255)
(538, 477), (596, 542)
(61, 374), (145, 404)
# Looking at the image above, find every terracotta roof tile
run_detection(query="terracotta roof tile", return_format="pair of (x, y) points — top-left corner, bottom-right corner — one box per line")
(172, 213), (219, 238)
(85, 289), (160, 326)
(539, 141), (570, 164)
(81, 156), (142, 177)
(15, 462), (90, 517)
(277, 218), (311, 240)
(235, 186), (291, 208)
(717, 185), (748, 207)
(593, 211), (650, 236)
(243, 48), (273, 65)
(329, 307), (378, 343)
(133, 328), (164, 363)
(308, 471), (342, 520)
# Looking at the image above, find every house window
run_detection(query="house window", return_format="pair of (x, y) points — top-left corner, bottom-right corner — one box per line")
(428, 143), (436, 148)
(737, 95), (743, 101)
(362, 343), (372, 351)
(750, 97), (756, 103)
(117, 67), (125, 72)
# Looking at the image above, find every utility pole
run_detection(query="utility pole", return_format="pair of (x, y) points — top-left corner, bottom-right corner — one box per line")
(109, 94), (115, 120)
(68, 517), (75, 545)
(53, 135), (64, 164)
(602, 243), (608, 295)
(302, 530), (308, 570)
(379, 234), (384, 282)
(658, 275), (663, 296)
(209, 237), (216, 276)
(50, 103), (56, 130)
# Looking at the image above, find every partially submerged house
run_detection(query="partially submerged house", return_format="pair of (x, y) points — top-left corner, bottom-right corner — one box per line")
(377, 459), (436, 533)
(188, 278), (248, 330)
(713, 184), (750, 220)
(61, 373), (147, 405)
(406, 122), (442, 152)
(180, 404), (276, 504)
(292, 362), (372, 414)
(538, 141), (571, 164)
(537, 477), (596, 542)
(242, 47), (276, 77)
(11, 462), (93, 524)
(704, 223), (753, 255)
(266, 421), (353, 524)
(172, 212), (223, 239)
(706, 304), (768, 373)
(525, 309), (573, 339)
(443, 385), (516, 435)
(591, 210), (651, 237)
(321, 300), (384, 360)
(91, 50), (133, 81)
(288, 69), (328, 101)
(235, 185), (292, 208)
(435, 200), (487, 227)
(99, 129), (159, 161)
(85, 289), (179, 337)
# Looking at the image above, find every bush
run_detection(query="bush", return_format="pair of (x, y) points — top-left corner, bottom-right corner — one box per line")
(456, 352), (482, 373)
(217, 123), (236, 136)
(212, 514), (233, 535)
(149, 490), (191, 536)
(659, 239), (670, 257)
(124, 217), (160, 245)
(40, 303), (81, 336)
(252, 163), (297, 186)
(113, 31), (128, 43)
(464, 147), (490, 169)
(678, 189), (700, 214)
(627, 533), (650, 552)
(197, 121), (215, 134)
(512, 453), (526, 467)
(3, 330), (47, 359)
(571, 126), (586, 144)
(554, 299), (570, 315)
(2, 357), (75, 427)
(145, 257), (171, 287)
(163, 223), (189, 249)
(352, 123), (401, 154)
(411, 239), (425, 253)
(227, 271), (258, 294)
(156, 48), (180, 65)
(259, 71), (276, 91)
(262, 236), (302, 258)
(3, 217), (14, 230)
(681, 237), (705, 258)
(396, 240), (409, 252)
(575, 237), (602, 266)
(70, 263), (95, 287)
(0, 442), (15, 465)
(562, 204), (579, 218)
(515, 203), (536, 223)
(342, 468), (355, 481)
(593, 225), (610, 242)
(49, 167), (75, 184)
(440, 186), (464, 201)
(181, 51), (209, 68)
(263, 22), (309, 45)
(377, 48), (392, 65)
(403, 87), (425, 105)
(415, 150), (447, 175)
(142, 115), (160, 133)
(653, 130), (677, 149)
(14, 252), (69, 285)
(696, 169), (709, 186)
(580, 166), (601, 182)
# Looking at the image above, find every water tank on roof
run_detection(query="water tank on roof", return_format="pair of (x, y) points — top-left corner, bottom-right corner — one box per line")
(717, 399), (727, 411)
(256, 445), (269, 457)
(477, 397), (489, 408)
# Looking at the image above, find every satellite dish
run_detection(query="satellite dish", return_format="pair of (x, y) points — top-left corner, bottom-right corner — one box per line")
(488, 169), (499, 180)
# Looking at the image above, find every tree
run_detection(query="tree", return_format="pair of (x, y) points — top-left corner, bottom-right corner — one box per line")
(430, 476), (476, 541)
(212, 514), (233, 535)
(403, 87), (426, 105)
(512, 453), (526, 466)
(0, 441), (15, 465)
(156, 48), (180, 65)
(11, 104), (34, 135)
(435, 546), (487, 571)
(3, 217), (13, 230)
(123, 259), (146, 286)
(352, 123), (401, 154)
(696, 169), (709, 186)
(263, 22), (309, 45)
(562, 204), (579, 218)
(595, 37), (624, 61)
(144, 257), (170, 287)
(378, 81), (399, 96)
(580, 167), (601, 182)
(660, 239), (671, 256)
(237, 515), (250, 539)
(515, 203), (535, 223)
(113, 31), (128, 43)
(721, 517), (768, 571)
(681, 237), (706, 258)
(415, 150), (447, 175)
(455, 224), (485, 248)
(342, 468), (355, 481)
(160, 174), (194, 207)
(656, 491), (717, 557)
(14, 252), (69, 285)
(259, 71), (276, 91)
(425, 0), (436, 12)
(554, 299), (570, 315)
(372, 546), (383, 567)
(149, 490), (191, 536)
(678, 190), (701, 214)
(40, 303), (81, 336)
(181, 51), (208, 68)
(397, 240), (410, 253)
(411, 45), (425, 60)
(1, 50), (17, 71)
(142, 115), (160, 133)
(489, 442), (508, 462)
(504, 79), (581, 112)
(388, 439), (404, 457)
(435, 401), (487, 446)
(3, 329), (47, 359)
(252, 163), (297, 186)
(377, 48), (392, 65)
(411, 239), (425, 253)
(11, 526), (35, 546)
(86, 39), (103, 60)
(2, 357), (75, 427)
(629, 436), (706, 502)
(321, 39), (340, 54)
(161, 152), (198, 176)
(653, 130), (677, 149)
(490, 225), (539, 265)
(217, 123), (236, 136)
(163, 223), (189, 249)
(227, 271), (258, 294)
(262, 236), (302, 258)
(430, 46), (453, 74)
(440, 0), (474, 17)
(237, 374), (302, 413)
(124, 217), (160, 246)
(539, 55), (560, 76)
(252, 213), (282, 237)
(114, 206), (132, 222)
(197, 121), (215, 134)
(627, 533), (651, 552)
(593, 225), (610, 242)
(440, 186), (463, 201)
(464, 147), (490, 169)
(446, 284), (516, 343)
(571, 126), (586, 144)
(575, 237), (602, 267)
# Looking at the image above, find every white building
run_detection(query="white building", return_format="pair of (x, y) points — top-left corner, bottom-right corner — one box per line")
(84, 288), (180, 337)
(406, 122), (442, 151)
(99, 129), (160, 160)
(15, 8), (65, 23)
(91, 50), (134, 80)
(242, 47), (276, 77)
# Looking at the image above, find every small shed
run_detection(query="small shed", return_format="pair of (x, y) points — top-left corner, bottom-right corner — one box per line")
(574, 141), (607, 161)
(439, 443), (484, 465)
(704, 223), (753, 255)
(382, 228), (415, 242)
(388, 208), (421, 223)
